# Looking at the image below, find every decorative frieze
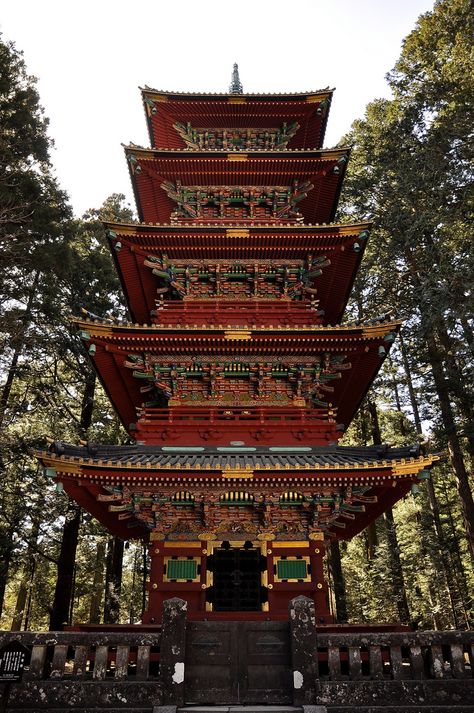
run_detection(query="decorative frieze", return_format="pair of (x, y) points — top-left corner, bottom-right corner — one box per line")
(125, 353), (351, 407)
(161, 179), (313, 222)
(143, 254), (331, 301)
(95, 482), (376, 539)
(173, 121), (300, 151)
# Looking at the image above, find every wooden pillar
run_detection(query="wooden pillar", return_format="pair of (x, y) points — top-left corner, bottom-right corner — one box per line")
(158, 597), (187, 708)
(310, 539), (332, 623)
(144, 541), (165, 623)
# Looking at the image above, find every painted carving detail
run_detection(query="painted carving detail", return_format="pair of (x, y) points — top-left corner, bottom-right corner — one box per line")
(173, 121), (300, 151)
(161, 179), (313, 222)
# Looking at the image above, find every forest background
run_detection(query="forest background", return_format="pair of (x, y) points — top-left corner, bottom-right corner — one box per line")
(0, 0), (473, 631)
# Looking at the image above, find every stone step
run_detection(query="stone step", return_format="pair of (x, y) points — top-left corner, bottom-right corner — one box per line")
(177, 708), (304, 713)
(176, 708), (308, 713)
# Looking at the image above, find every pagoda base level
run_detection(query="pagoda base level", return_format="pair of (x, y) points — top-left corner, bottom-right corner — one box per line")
(144, 538), (331, 624)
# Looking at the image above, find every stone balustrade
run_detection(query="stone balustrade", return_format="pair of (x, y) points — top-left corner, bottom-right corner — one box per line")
(0, 631), (162, 711)
(315, 630), (474, 710)
(316, 630), (474, 680)
(1, 604), (473, 711)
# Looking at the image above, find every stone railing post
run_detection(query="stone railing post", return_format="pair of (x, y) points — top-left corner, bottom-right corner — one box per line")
(289, 595), (324, 710)
(157, 597), (187, 710)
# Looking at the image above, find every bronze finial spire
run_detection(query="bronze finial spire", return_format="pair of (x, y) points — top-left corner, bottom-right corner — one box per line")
(229, 63), (243, 94)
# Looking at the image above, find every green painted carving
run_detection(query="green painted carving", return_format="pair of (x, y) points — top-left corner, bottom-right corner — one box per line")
(173, 121), (299, 151)
(124, 353), (351, 407)
(161, 179), (314, 222)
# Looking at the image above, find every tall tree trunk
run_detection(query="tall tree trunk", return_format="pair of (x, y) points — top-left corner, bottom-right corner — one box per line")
(403, 250), (474, 561)
(366, 522), (378, 560)
(435, 323), (474, 461)
(367, 399), (411, 623)
(0, 523), (17, 618)
(11, 520), (40, 631)
(396, 339), (463, 627)
(49, 502), (81, 630)
(79, 371), (96, 437)
(0, 275), (40, 617)
(104, 536), (124, 624)
(367, 399), (382, 444)
(426, 332), (474, 562)
(0, 272), (40, 428)
(388, 356), (407, 437)
(49, 370), (96, 630)
(383, 508), (411, 623)
(329, 540), (348, 622)
(459, 317), (474, 359)
(439, 478), (473, 628)
(89, 538), (106, 623)
(398, 332), (423, 433)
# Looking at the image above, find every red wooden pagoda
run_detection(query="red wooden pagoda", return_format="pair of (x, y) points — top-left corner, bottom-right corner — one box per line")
(38, 69), (437, 623)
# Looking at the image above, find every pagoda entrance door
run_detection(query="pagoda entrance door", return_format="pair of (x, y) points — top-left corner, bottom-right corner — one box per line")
(208, 542), (264, 612)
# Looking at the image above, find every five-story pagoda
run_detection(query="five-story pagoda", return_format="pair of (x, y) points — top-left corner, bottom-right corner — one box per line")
(38, 67), (437, 623)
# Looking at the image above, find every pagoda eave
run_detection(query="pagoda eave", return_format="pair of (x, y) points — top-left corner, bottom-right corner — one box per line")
(105, 221), (371, 325)
(124, 147), (349, 225)
(140, 87), (335, 101)
(38, 446), (438, 541)
(73, 316), (399, 339)
(73, 317), (400, 437)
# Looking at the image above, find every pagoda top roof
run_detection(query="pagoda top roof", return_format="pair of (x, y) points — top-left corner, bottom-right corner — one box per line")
(140, 87), (334, 150)
(141, 86), (334, 100)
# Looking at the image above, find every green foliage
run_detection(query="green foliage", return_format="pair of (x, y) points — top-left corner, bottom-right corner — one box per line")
(336, 0), (473, 628)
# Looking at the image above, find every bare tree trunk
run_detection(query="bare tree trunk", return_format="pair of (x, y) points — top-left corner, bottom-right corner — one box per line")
(435, 324), (474, 461)
(366, 522), (378, 560)
(79, 371), (96, 437)
(426, 332), (474, 563)
(388, 358), (408, 437)
(403, 250), (474, 561)
(459, 317), (474, 359)
(398, 332), (423, 433)
(383, 508), (411, 623)
(49, 370), (96, 630)
(11, 520), (40, 631)
(367, 398), (411, 623)
(89, 538), (106, 623)
(49, 502), (81, 630)
(395, 340), (463, 627)
(104, 536), (124, 624)
(329, 540), (348, 623)
(0, 523), (17, 618)
(0, 272), (40, 428)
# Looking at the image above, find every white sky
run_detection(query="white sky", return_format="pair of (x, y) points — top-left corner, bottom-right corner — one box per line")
(2, 0), (434, 217)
